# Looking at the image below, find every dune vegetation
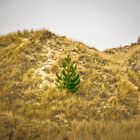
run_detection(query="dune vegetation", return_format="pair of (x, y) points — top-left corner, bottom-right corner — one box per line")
(0, 29), (140, 140)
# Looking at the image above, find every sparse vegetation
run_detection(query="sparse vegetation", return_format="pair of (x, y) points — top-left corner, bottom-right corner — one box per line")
(0, 29), (140, 140)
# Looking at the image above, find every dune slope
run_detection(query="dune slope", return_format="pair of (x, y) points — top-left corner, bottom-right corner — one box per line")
(0, 29), (140, 140)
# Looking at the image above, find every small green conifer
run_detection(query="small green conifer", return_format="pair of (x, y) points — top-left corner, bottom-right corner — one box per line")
(55, 55), (80, 93)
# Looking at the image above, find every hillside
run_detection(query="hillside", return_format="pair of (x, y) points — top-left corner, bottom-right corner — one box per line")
(0, 29), (140, 140)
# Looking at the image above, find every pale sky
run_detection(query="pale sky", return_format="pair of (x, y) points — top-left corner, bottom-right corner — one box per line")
(0, 0), (140, 50)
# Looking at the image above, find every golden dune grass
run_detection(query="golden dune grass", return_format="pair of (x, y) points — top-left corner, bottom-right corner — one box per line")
(0, 29), (140, 140)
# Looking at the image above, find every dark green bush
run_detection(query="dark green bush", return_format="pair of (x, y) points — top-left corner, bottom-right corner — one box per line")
(55, 56), (80, 93)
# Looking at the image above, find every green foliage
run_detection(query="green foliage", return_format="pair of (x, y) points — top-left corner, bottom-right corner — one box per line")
(55, 56), (80, 93)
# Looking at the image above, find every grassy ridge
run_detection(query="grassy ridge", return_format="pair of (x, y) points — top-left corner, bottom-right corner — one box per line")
(0, 29), (140, 140)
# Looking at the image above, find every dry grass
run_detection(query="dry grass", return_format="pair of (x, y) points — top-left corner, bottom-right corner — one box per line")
(0, 112), (140, 140)
(0, 29), (140, 139)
